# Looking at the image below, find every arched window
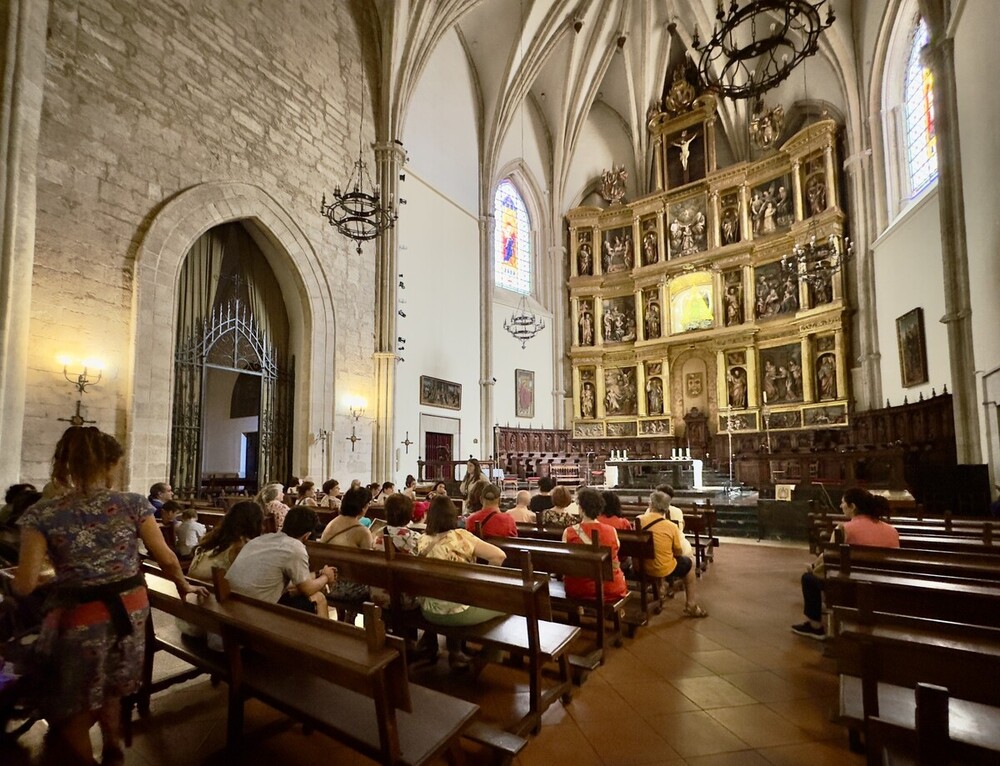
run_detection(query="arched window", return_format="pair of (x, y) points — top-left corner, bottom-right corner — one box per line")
(903, 17), (937, 195)
(493, 179), (532, 295)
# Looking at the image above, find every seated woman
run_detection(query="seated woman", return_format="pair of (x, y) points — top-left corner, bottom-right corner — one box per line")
(255, 482), (289, 532)
(792, 489), (899, 639)
(562, 489), (628, 601)
(598, 491), (633, 531)
(372, 494), (421, 610)
(188, 501), (264, 581)
(319, 486), (374, 622)
(295, 481), (318, 506)
(541, 485), (579, 528)
(417, 495), (506, 668)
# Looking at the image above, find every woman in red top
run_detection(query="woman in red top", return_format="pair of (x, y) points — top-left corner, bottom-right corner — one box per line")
(562, 489), (628, 600)
(598, 491), (633, 531)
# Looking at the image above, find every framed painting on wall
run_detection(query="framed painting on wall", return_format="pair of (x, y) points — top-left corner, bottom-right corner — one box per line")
(896, 308), (929, 387)
(515, 369), (535, 418)
(420, 375), (462, 410)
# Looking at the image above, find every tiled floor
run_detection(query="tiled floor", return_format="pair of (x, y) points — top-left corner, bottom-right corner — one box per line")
(2, 540), (864, 765)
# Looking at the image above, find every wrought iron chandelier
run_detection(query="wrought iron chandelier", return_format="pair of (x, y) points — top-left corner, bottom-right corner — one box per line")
(504, 294), (545, 349)
(320, 153), (396, 254)
(692, 0), (836, 101)
(781, 231), (853, 290)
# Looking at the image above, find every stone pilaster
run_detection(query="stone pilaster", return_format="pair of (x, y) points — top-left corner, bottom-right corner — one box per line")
(0, 0), (48, 488)
(479, 214), (494, 459)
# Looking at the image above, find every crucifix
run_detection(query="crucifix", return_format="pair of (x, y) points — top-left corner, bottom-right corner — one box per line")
(346, 426), (361, 452)
(59, 400), (96, 427)
(401, 431), (414, 454)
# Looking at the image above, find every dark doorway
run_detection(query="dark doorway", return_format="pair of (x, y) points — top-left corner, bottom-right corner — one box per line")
(424, 432), (453, 480)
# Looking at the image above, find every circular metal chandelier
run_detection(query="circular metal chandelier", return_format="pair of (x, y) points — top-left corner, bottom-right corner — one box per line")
(692, 0), (836, 101)
(320, 155), (397, 255)
(504, 294), (545, 349)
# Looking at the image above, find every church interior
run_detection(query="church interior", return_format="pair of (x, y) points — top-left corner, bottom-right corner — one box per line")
(2, 0), (1000, 763)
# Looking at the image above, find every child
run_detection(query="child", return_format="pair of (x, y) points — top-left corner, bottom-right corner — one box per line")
(175, 507), (207, 557)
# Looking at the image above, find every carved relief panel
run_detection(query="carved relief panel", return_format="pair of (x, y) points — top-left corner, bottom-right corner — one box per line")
(667, 195), (708, 258)
(601, 225), (634, 273)
(749, 174), (794, 236)
(602, 295), (637, 344)
(604, 366), (638, 417)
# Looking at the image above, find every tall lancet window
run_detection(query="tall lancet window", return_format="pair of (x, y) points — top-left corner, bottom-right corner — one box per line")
(493, 179), (532, 295)
(903, 17), (937, 195)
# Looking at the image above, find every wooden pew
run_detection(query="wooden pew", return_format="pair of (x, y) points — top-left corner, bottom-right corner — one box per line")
(832, 587), (1000, 763)
(809, 512), (995, 554)
(484, 534), (627, 663)
(140, 568), (523, 765)
(822, 543), (1000, 584)
(305, 542), (579, 737)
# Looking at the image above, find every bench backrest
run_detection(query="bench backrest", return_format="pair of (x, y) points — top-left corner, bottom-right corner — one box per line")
(822, 543), (1000, 582)
(486, 535), (613, 580)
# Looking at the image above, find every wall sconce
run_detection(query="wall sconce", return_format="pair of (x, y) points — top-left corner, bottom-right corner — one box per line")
(345, 396), (367, 452)
(57, 355), (103, 426)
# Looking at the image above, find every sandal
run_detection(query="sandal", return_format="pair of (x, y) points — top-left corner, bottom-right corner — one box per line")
(683, 603), (708, 618)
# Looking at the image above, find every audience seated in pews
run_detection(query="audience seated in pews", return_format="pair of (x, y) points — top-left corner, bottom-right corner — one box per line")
(318, 478), (341, 511)
(147, 481), (173, 516)
(506, 490), (537, 524)
(187, 501), (264, 581)
(174, 507), (206, 557)
(562, 489), (629, 602)
(255, 482), (289, 532)
(416, 495), (507, 669)
(226, 506), (336, 619)
(371, 481), (395, 507)
(597, 491), (632, 531)
(430, 481), (448, 496)
(318, 486), (374, 620)
(159, 500), (182, 532)
(528, 476), (556, 513)
(793, 489), (899, 639)
(637, 491), (708, 618)
(371, 493), (421, 611)
(0, 482), (39, 528)
(402, 474), (418, 500)
(655, 484), (695, 558)
(466, 484), (518, 537)
(295, 480), (318, 506)
(541, 486), (579, 528)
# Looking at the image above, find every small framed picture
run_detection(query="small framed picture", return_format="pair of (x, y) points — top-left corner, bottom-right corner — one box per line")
(515, 369), (535, 418)
(896, 308), (928, 387)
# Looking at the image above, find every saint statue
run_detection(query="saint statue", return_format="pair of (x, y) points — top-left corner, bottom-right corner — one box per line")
(727, 368), (747, 409)
(578, 306), (594, 346)
(644, 300), (661, 339)
(581, 383), (596, 419)
(646, 378), (664, 415)
(577, 242), (593, 276)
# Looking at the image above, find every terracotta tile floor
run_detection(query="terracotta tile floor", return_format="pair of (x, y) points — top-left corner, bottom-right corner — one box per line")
(1, 541), (865, 765)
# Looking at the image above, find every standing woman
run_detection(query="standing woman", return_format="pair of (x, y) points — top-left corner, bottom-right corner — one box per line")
(459, 459), (484, 502)
(13, 426), (206, 764)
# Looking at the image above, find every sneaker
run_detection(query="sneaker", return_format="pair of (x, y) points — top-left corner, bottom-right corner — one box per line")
(683, 603), (708, 618)
(791, 621), (825, 640)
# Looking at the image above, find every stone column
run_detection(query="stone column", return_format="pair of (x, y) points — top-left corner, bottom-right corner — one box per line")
(708, 190), (721, 249)
(549, 243), (567, 427)
(791, 159), (804, 222)
(479, 213), (494, 460)
(0, 0), (48, 488)
(800, 336), (814, 402)
(920, 0), (982, 463)
(824, 144), (838, 213)
(371, 141), (406, 480)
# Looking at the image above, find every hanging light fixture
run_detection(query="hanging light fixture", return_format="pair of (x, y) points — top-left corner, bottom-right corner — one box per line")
(504, 294), (545, 349)
(320, 40), (397, 253)
(781, 229), (853, 290)
(692, 1), (835, 101)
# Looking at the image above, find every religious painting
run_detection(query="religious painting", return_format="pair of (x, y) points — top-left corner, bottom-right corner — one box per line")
(723, 269), (744, 326)
(420, 375), (462, 410)
(816, 335), (836, 353)
(726, 350), (747, 366)
(802, 155), (828, 218)
(601, 295), (637, 344)
(579, 368), (597, 420)
(816, 353), (838, 401)
(574, 422), (604, 438)
(803, 404), (848, 427)
(576, 229), (594, 277)
(749, 174), (794, 236)
(640, 216), (660, 266)
(719, 190), (742, 245)
(768, 409), (802, 430)
(726, 366), (748, 409)
(667, 196), (708, 258)
(601, 225), (635, 274)
(685, 372), (704, 398)
(515, 369), (534, 418)
(639, 418), (671, 435)
(646, 377), (665, 415)
(642, 289), (662, 340)
(720, 412), (758, 432)
(754, 260), (799, 319)
(669, 271), (714, 334)
(604, 366), (638, 417)
(607, 421), (638, 437)
(577, 299), (595, 346)
(666, 126), (706, 188)
(896, 308), (929, 387)
(759, 343), (804, 404)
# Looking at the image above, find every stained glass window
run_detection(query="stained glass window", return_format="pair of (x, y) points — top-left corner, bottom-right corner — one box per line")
(903, 17), (937, 195)
(494, 179), (531, 294)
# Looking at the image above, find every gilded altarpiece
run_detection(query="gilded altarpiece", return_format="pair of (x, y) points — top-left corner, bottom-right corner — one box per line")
(567, 87), (850, 444)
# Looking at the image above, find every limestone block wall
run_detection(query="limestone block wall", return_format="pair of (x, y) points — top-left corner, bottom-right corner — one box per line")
(23, 0), (377, 488)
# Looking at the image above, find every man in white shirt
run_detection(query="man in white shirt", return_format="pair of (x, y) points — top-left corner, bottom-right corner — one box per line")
(226, 506), (337, 618)
(506, 490), (536, 524)
(175, 508), (207, 557)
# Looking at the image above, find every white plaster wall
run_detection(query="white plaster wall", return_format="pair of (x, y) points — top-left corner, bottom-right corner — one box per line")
(496, 102), (550, 194)
(872, 192), (950, 404)
(562, 103), (635, 210)
(402, 29), (480, 214)
(394, 172), (482, 484)
(491, 298), (554, 430)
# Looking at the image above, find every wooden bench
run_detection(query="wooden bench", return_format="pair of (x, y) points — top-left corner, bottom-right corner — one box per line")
(822, 543), (1000, 584)
(809, 512), (996, 554)
(305, 542), (578, 737)
(484, 534), (627, 663)
(140, 568), (524, 765)
(832, 586), (1000, 762)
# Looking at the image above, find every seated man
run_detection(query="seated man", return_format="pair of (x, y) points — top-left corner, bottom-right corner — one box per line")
(465, 483), (517, 538)
(148, 481), (173, 517)
(637, 491), (707, 618)
(226, 506), (336, 619)
(505, 490), (536, 524)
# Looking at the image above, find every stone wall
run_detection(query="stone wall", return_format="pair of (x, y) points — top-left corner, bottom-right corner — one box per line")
(23, 0), (377, 487)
